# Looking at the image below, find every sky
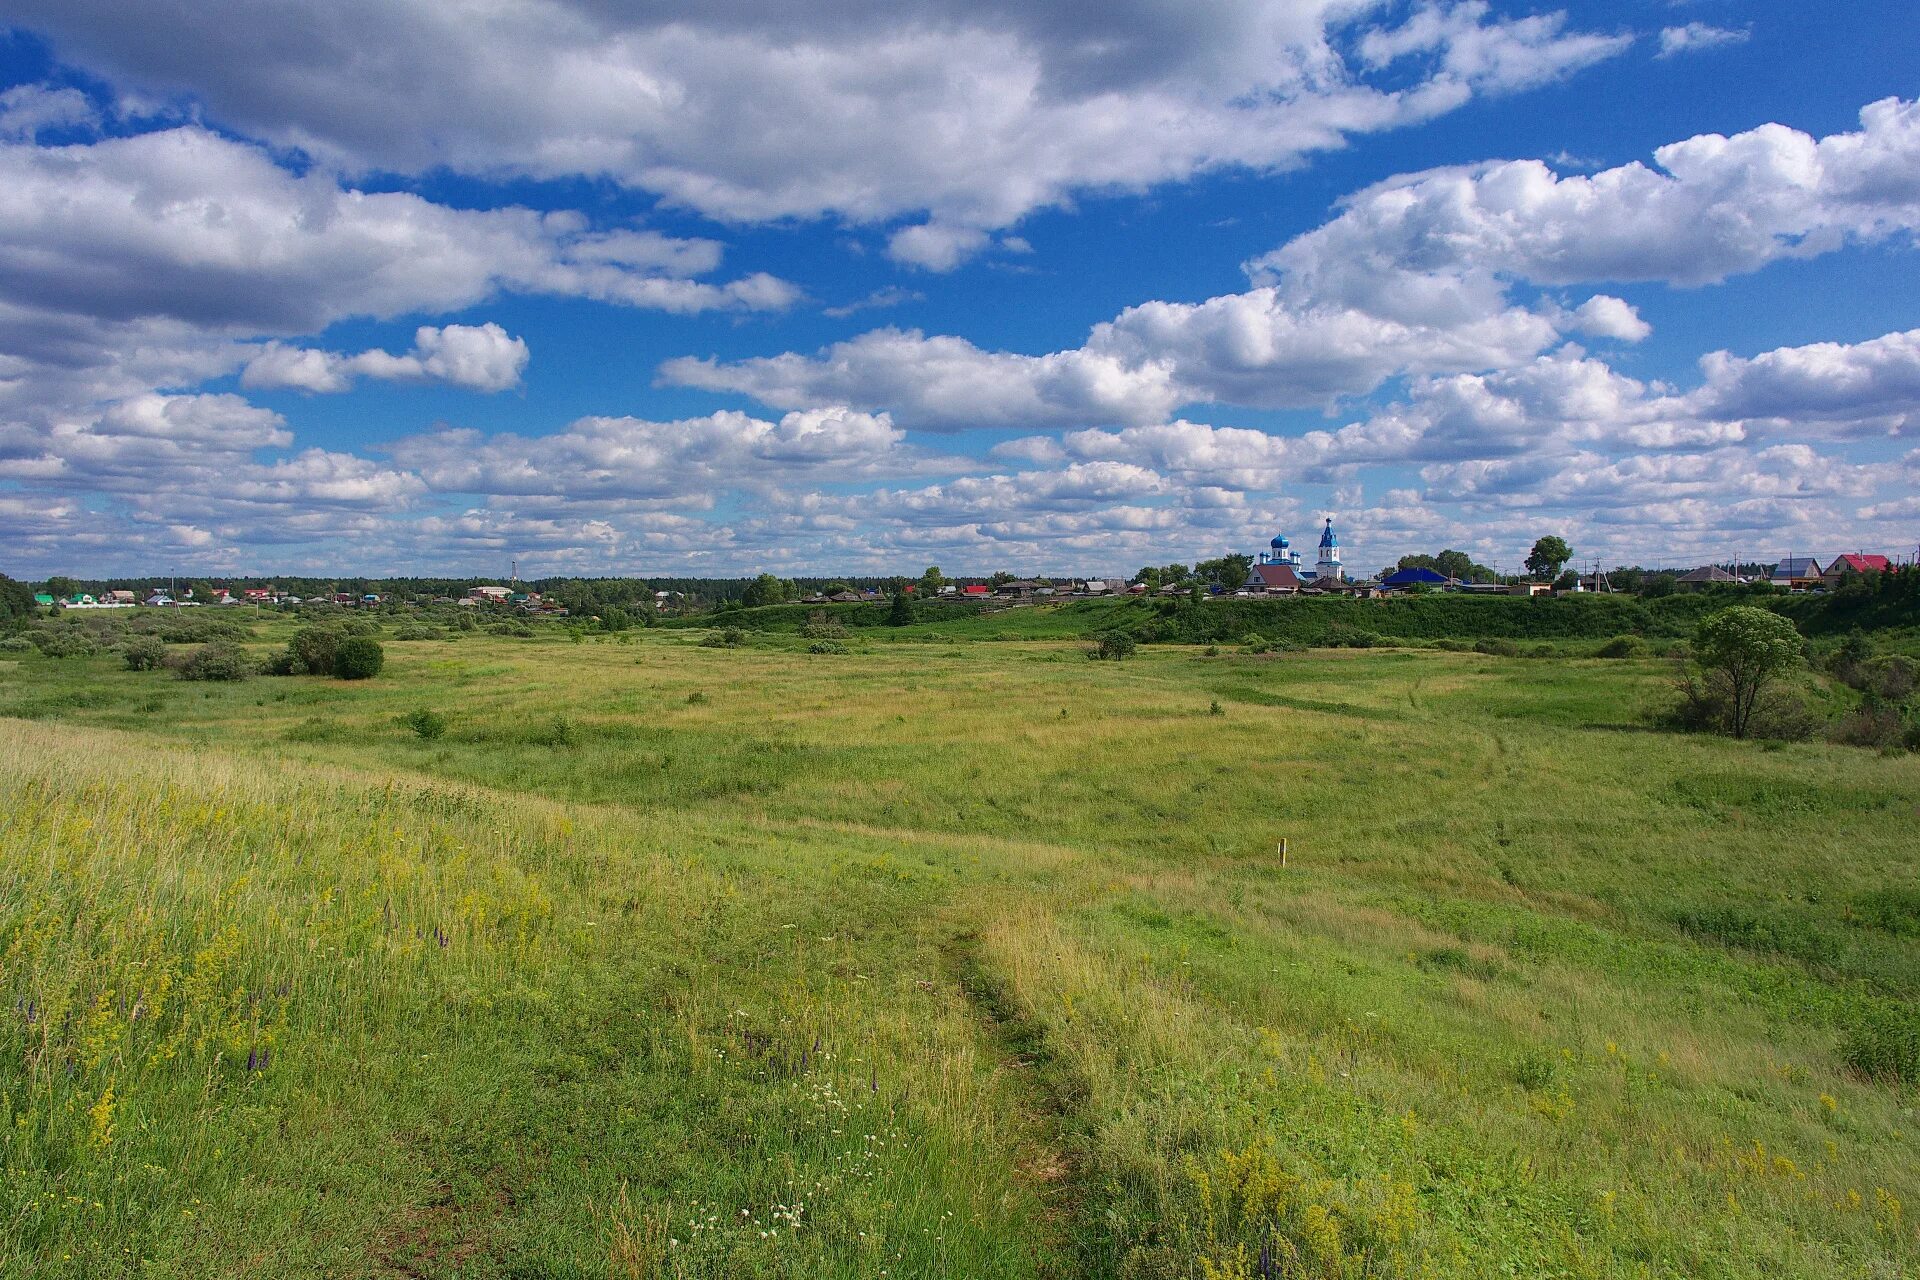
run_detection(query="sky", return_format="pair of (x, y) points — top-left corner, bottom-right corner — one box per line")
(0, 0), (1916, 581)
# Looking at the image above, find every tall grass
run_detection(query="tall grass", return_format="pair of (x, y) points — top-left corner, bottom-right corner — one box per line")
(1, 631), (1916, 1275)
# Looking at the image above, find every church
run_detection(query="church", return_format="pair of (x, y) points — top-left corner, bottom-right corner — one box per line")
(1248, 518), (1343, 591)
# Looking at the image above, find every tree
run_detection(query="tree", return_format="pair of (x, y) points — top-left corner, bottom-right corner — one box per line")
(1525, 536), (1571, 581)
(988, 571), (1016, 588)
(917, 566), (947, 598)
(741, 573), (789, 608)
(1195, 554), (1252, 591)
(1693, 606), (1802, 738)
(44, 575), (77, 601)
(0, 574), (36, 624)
(888, 592), (915, 626)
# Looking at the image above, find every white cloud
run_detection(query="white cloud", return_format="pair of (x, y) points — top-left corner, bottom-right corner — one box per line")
(12, 1), (1629, 268)
(0, 128), (793, 336)
(662, 328), (1188, 431)
(1564, 295), (1652, 342)
(242, 323), (531, 394)
(823, 286), (923, 319)
(1248, 96), (1920, 293)
(1657, 23), (1750, 60)
(386, 406), (916, 502)
(1691, 328), (1920, 435)
(887, 224), (991, 272)
(673, 99), (1920, 429)
(0, 84), (98, 138)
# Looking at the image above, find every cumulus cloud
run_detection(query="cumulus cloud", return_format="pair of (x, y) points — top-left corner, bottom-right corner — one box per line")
(1248, 96), (1920, 293)
(0, 128), (794, 333)
(0, 84), (98, 138)
(13, 1), (1629, 268)
(386, 406), (917, 502)
(1657, 23), (1750, 59)
(673, 99), (1920, 429)
(242, 323), (531, 394)
(1563, 296), (1652, 342)
(0, 123), (797, 450)
(1690, 328), (1920, 435)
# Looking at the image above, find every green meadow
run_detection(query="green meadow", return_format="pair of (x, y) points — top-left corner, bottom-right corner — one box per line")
(2, 621), (1917, 1278)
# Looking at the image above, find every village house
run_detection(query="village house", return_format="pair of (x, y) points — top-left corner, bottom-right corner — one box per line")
(1245, 563), (1303, 594)
(1379, 566), (1454, 592)
(1675, 565), (1740, 592)
(1824, 553), (1891, 588)
(1770, 557), (1825, 590)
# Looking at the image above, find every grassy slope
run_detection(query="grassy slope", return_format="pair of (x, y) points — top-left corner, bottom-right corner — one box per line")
(1, 629), (1917, 1278)
(679, 580), (1920, 651)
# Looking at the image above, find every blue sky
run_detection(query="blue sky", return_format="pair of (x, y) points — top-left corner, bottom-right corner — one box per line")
(0, 0), (1915, 579)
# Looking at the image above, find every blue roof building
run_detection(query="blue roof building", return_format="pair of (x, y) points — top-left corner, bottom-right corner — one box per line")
(1381, 566), (1450, 590)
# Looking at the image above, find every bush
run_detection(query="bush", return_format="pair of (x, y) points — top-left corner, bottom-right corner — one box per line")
(287, 626), (343, 675)
(176, 641), (252, 682)
(1830, 703), (1908, 751)
(807, 640), (848, 655)
(800, 612), (850, 641)
(123, 636), (167, 670)
(1474, 638), (1521, 657)
(1321, 624), (1379, 649)
(28, 629), (97, 658)
(1092, 631), (1137, 661)
(702, 627), (747, 648)
(400, 708), (447, 740)
(0, 636), (33, 654)
(1596, 635), (1642, 658)
(333, 636), (385, 680)
(1840, 1003), (1920, 1084)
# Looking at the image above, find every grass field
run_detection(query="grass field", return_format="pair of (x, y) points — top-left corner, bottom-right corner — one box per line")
(2, 622), (1917, 1278)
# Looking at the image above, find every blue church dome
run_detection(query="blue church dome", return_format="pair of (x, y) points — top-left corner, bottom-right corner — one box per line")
(1271, 535), (1288, 549)
(1319, 518), (1337, 548)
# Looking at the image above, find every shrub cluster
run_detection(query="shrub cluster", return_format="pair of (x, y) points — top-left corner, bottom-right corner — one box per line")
(264, 626), (384, 679)
(122, 636), (167, 670)
(175, 641), (252, 682)
(399, 708), (447, 740)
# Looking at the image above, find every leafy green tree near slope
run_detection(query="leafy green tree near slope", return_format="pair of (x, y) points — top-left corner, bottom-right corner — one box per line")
(1526, 536), (1572, 581)
(1694, 605), (1803, 738)
(0, 574), (37, 624)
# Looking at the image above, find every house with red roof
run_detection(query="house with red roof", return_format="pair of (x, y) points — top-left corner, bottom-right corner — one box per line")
(1247, 563), (1302, 594)
(1824, 553), (1891, 588)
